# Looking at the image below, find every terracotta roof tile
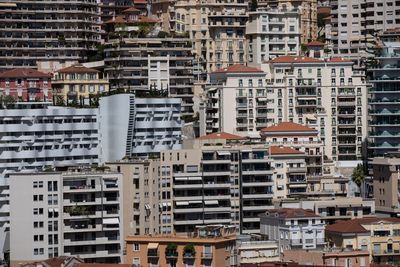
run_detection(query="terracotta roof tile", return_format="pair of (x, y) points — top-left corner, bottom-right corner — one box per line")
(261, 122), (318, 134)
(133, 0), (147, 3)
(212, 64), (264, 74)
(122, 7), (141, 13)
(76, 264), (132, 267)
(306, 40), (325, 47)
(263, 208), (319, 219)
(268, 56), (323, 64)
(317, 7), (331, 14)
(57, 65), (99, 74)
(270, 146), (304, 155)
(326, 217), (400, 234)
(329, 57), (353, 63)
(0, 68), (51, 78)
(198, 132), (244, 140)
(105, 16), (127, 24)
(137, 16), (159, 23)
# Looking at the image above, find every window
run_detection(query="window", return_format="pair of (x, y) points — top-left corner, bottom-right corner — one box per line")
(133, 243), (140, 251)
(33, 208), (43, 215)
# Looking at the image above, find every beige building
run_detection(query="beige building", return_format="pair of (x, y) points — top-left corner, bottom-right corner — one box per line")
(52, 65), (109, 106)
(372, 155), (400, 216)
(257, 0), (318, 44)
(125, 225), (237, 267)
(237, 239), (279, 264)
(262, 56), (368, 161)
(106, 160), (161, 236)
(152, 0), (247, 72)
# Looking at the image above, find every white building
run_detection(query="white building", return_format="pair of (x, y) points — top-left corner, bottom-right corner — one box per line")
(259, 208), (325, 252)
(246, 7), (301, 65)
(237, 239), (279, 264)
(9, 170), (124, 266)
(98, 94), (182, 162)
(203, 64), (268, 136)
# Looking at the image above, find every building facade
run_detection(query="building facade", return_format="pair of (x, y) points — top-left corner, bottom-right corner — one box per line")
(125, 225), (237, 267)
(52, 65), (109, 106)
(0, 0), (101, 69)
(257, 0), (318, 44)
(9, 170), (124, 266)
(246, 7), (300, 65)
(259, 208), (325, 252)
(104, 37), (195, 117)
(262, 56), (368, 161)
(98, 94), (182, 161)
(0, 69), (52, 102)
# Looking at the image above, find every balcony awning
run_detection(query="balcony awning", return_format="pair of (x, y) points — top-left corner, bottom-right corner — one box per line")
(189, 200), (202, 204)
(103, 218), (119, 225)
(148, 243), (159, 249)
(175, 177), (188, 181)
(188, 177), (202, 181)
(176, 201), (189, 206)
(204, 200), (218, 205)
(217, 151), (230, 156)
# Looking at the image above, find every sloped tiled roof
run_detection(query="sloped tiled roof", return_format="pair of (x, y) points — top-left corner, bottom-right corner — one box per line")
(317, 6), (331, 15)
(307, 40), (325, 47)
(122, 7), (141, 13)
(213, 64), (264, 74)
(329, 57), (353, 63)
(137, 15), (159, 23)
(104, 16), (127, 24)
(270, 146), (304, 155)
(57, 65), (99, 74)
(268, 56), (322, 64)
(326, 217), (400, 234)
(0, 68), (51, 78)
(198, 132), (244, 140)
(261, 122), (318, 134)
(263, 208), (319, 219)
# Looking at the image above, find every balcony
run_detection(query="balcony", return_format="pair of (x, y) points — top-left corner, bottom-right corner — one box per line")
(147, 250), (159, 258)
(202, 252), (213, 259)
(287, 167), (307, 173)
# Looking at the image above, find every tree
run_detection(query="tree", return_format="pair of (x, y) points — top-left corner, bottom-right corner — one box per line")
(55, 95), (65, 106)
(352, 163), (366, 188)
(2, 95), (16, 108)
(250, 0), (258, 11)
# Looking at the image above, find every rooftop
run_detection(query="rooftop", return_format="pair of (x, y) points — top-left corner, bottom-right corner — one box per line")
(326, 217), (400, 234)
(21, 256), (83, 267)
(267, 56), (352, 64)
(260, 122), (318, 135)
(57, 65), (99, 74)
(0, 68), (51, 78)
(212, 64), (264, 74)
(270, 146), (304, 155)
(261, 208), (319, 219)
(306, 40), (325, 47)
(198, 132), (244, 140)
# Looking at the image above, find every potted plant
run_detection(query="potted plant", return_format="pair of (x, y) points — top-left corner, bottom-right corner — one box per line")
(166, 243), (178, 257)
(183, 244), (195, 257)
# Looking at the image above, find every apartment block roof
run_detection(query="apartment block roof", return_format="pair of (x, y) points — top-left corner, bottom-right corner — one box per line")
(268, 56), (353, 64)
(198, 132), (244, 140)
(326, 217), (400, 234)
(122, 7), (141, 13)
(21, 256), (83, 267)
(57, 65), (99, 74)
(261, 122), (318, 135)
(306, 40), (325, 47)
(0, 68), (51, 78)
(270, 146), (304, 155)
(212, 64), (264, 74)
(262, 208), (319, 219)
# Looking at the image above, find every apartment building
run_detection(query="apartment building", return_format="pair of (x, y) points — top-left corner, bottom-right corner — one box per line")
(330, 0), (400, 60)
(0, 104), (99, 177)
(260, 122), (325, 177)
(262, 55), (368, 161)
(9, 170), (124, 267)
(275, 197), (376, 224)
(246, 7), (301, 64)
(237, 239), (279, 264)
(203, 64), (268, 135)
(52, 65), (109, 106)
(98, 94), (182, 161)
(326, 217), (400, 265)
(99, 0), (135, 29)
(105, 160), (161, 236)
(152, 0), (247, 73)
(0, 0), (101, 69)
(104, 37), (195, 117)
(372, 155), (400, 216)
(125, 225), (237, 267)
(0, 69), (52, 102)
(369, 36), (400, 156)
(259, 208), (325, 252)
(257, 0), (318, 44)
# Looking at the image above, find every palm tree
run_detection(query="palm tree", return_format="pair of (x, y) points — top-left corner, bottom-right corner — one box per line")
(352, 163), (366, 188)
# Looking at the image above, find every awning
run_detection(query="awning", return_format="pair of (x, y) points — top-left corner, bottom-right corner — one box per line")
(103, 218), (119, 225)
(258, 97), (267, 101)
(162, 203), (167, 207)
(48, 208), (54, 212)
(176, 201), (189, 206)
(204, 200), (218, 205)
(217, 151), (230, 156)
(189, 200), (202, 204)
(54, 208), (59, 213)
(167, 203), (171, 207)
(175, 177), (188, 181)
(188, 177), (202, 181)
(148, 243), (159, 249)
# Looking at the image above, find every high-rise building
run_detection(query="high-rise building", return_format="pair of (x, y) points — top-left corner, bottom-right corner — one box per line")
(246, 7), (301, 64)
(330, 0), (400, 60)
(152, 0), (248, 73)
(257, 0), (318, 44)
(0, 69), (52, 103)
(9, 170), (124, 266)
(104, 37), (195, 117)
(98, 94), (182, 162)
(369, 33), (400, 156)
(0, 0), (102, 69)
